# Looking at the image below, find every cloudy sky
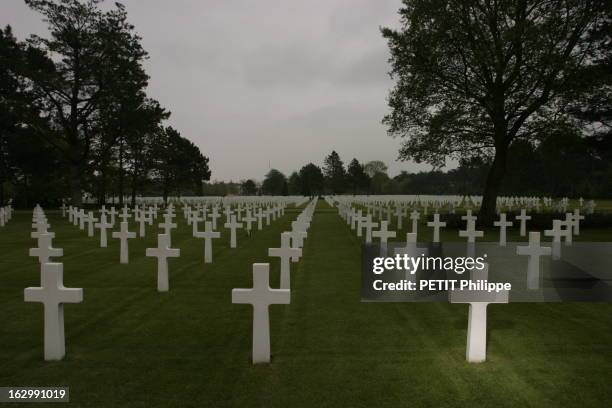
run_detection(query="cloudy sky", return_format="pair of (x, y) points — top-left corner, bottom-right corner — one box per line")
(4, 0), (436, 181)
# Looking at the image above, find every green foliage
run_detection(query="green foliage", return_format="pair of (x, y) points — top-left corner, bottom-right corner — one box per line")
(287, 171), (301, 195)
(323, 150), (346, 194)
(240, 179), (258, 195)
(0, 1), (212, 206)
(202, 180), (240, 196)
(262, 169), (287, 195)
(346, 158), (369, 194)
(363, 160), (387, 178)
(298, 163), (324, 196)
(150, 126), (211, 201)
(382, 0), (609, 218)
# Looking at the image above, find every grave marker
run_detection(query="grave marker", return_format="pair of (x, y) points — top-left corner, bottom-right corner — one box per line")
(24, 263), (83, 360)
(146, 234), (180, 292)
(232, 263), (290, 364)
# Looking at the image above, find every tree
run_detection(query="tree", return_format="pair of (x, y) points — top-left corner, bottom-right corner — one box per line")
(262, 169), (287, 195)
(323, 150), (346, 193)
(346, 158), (369, 194)
(382, 0), (607, 223)
(0, 25), (26, 205)
(202, 180), (240, 196)
(370, 172), (392, 194)
(241, 179), (258, 195)
(151, 126), (210, 202)
(0, 25), (63, 207)
(24, 0), (150, 205)
(364, 160), (388, 178)
(299, 163), (324, 196)
(287, 171), (301, 195)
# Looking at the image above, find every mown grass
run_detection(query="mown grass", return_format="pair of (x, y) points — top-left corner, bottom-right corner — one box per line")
(0, 201), (610, 407)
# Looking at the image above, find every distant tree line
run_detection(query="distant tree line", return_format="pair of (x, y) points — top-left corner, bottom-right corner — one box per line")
(0, 0), (211, 208)
(245, 130), (612, 197)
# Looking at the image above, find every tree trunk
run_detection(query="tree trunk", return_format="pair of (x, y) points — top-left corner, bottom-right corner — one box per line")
(69, 161), (82, 206)
(130, 174), (137, 207)
(479, 143), (508, 225)
(98, 166), (107, 205)
(118, 140), (125, 206)
(163, 180), (169, 205)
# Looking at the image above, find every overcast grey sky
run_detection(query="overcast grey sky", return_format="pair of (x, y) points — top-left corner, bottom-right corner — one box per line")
(4, 0), (436, 181)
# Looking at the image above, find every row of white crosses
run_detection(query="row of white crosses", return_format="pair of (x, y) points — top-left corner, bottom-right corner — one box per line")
(338, 204), (444, 245)
(61, 200), (292, 297)
(27, 205), (83, 361)
(232, 198), (317, 364)
(143, 202), (291, 293)
(339, 197), (587, 251)
(23, 198), (298, 361)
(450, 209), (583, 363)
(333, 197), (589, 363)
(336, 201), (494, 363)
(0, 204), (13, 227)
(332, 194), (597, 220)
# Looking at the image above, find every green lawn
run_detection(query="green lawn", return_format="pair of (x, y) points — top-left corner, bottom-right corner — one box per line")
(0, 201), (611, 407)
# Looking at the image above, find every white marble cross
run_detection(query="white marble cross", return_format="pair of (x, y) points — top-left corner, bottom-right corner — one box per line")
(409, 210), (420, 234)
(572, 209), (584, 235)
(86, 211), (98, 237)
(159, 214), (177, 245)
(29, 233), (63, 264)
(210, 207), (221, 230)
(119, 207), (131, 223)
(146, 234), (180, 292)
(224, 215), (242, 249)
(195, 221), (220, 263)
(78, 210), (86, 229)
(108, 207), (117, 226)
(94, 214), (112, 247)
(256, 208), (264, 231)
(459, 219), (483, 243)
(544, 220), (565, 260)
(517, 232), (551, 289)
(372, 220), (396, 244)
(223, 206), (232, 223)
(563, 213), (574, 245)
(100, 205), (108, 219)
(363, 216), (378, 244)
(243, 211), (257, 234)
(268, 232), (302, 290)
(136, 211), (149, 238)
(493, 213), (513, 246)
(355, 214), (366, 237)
(461, 209), (477, 224)
(427, 213), (446, 243)
(31, 219), (54, 240)
(351, 210), (362, 231)
(191, 212), (204, 237)
(515, 209), (531, 237)
(394, 207), (405, 230)
(24, 263), (83, 360)
(449, 263), (509, 363)
(264, 207), (272, 226)
(232, 263), (290, 364)
(112, 222), (136, 264)
(289, 227), (307, 249)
